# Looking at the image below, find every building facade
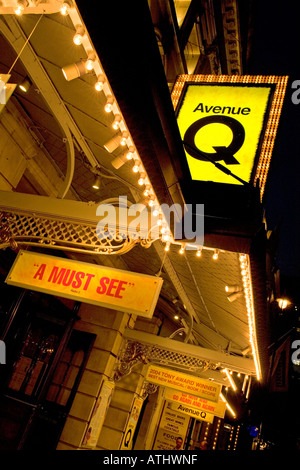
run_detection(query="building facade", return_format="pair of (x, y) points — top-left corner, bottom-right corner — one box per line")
(0, 0), (287, 451)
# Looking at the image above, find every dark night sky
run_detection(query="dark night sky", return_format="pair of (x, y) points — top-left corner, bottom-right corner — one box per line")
(248, 1), (300, 280)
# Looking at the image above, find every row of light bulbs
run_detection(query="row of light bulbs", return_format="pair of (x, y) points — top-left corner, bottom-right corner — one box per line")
(10, 1), (171, 241)
(59, 1), (207, 253)
(239, 254), (261, 381)
(13, 1), (225, 259)
(12, 0), (72, 16)
(12, 2), (242, 265)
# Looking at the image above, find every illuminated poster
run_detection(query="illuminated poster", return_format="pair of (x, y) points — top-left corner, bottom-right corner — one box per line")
(6, 251), (163, 318)
(164, 388), (226, 419)
(177, 83), (271, 185)
(145, 364), (221, 402)
(152, 401), (190, 450)
(172, 75), (288, 194)
(167, 400), (214, 423)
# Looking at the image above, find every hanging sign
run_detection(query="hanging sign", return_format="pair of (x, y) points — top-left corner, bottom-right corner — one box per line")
(145, 364), (221, 402)
(167, 400), (214, 423)
(164, 388), (226, 419)
(6, 251), (163, 318)
(172, 75), (288, 191)
(177, 82), (271, 185)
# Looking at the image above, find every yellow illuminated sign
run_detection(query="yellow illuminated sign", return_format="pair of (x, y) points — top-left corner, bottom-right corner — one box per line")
(167, 400), (214, 423)
(172, 75), (288, 196)
(145, 364), (221, 402)
(177, 83), (271, 184)
(164, 388), (226, 418)
(6, 251), (163, 318)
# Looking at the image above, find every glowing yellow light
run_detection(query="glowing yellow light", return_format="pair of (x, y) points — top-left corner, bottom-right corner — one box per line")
(95, 75), (105, 92)
(73, 26), (85, 46)
(277, 298), (290, 309)
(132, 160), (140, 173)
(15, 4), (24, 15)
(239, 253), (262, 381)
(60, 2), (70, 15)
(138, 175), (145, 186)
(126, 147), (135, 160)
(196, 248), (202, 257)
(171, 74), (288, 198)
(104, 96), (114, 112)
(179, 244), (185, 254)
(223, 368), (237, 391)
(153, 207), (159, 217)
(112, 115), (121, 129)
(143, 185), (151, 197)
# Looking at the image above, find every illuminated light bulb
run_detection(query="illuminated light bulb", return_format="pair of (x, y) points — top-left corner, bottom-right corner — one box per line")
(132, 160), (140, 173)
(92, 175), (100, 190)
(15, 5), (24, 15)
(15, 6), (24, 15)
(95, 74), (105, 91)
(143, 185), (151, 197)
(148, 198), (155, 207)
(126, 146), (135, 160)
(157, 218), (162, 226)
(153, 207), (159, 217)
(138, 174), (146, 186)
(85, 53), (96, 71)
(60, 2), (70, 16)
(164, 241), (170, 252)
(112, 114), (121, 129)
(104, 96), (114, 113)
(179, 244), (185, 255)
(196, 247), (202, 257)
(73, 26), (85, 45)
(73, 33), (83, 45)
(162, 233), (170, 242)
(15, 0), (28, 15)
(120, 131), (128, 146)
(212, 249), (219, 260)
(85, 59), (94, 71)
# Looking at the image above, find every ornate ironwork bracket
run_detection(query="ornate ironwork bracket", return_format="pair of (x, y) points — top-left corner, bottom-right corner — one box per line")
(0, 210), (155, 256)
(0, 212), (19, 251)
(113, 338), (218, 384)
(113, 340), (149, 381)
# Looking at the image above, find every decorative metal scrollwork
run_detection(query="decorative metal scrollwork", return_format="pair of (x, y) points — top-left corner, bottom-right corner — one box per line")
(141, 381), (158, 399)
(0, 210), (155, 256)
(0, 212), (18, 251)
(113, 338), (217, 383)
(113, 340), (149, 381)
